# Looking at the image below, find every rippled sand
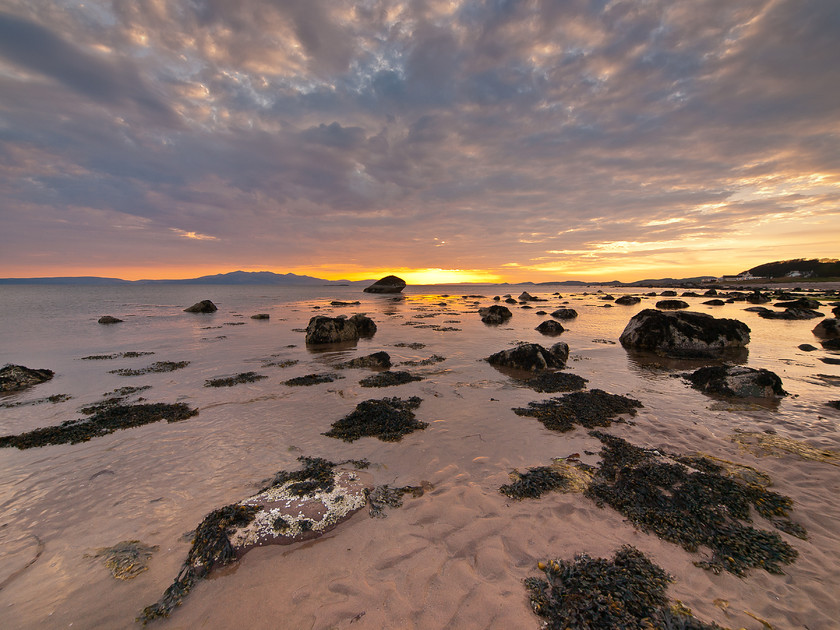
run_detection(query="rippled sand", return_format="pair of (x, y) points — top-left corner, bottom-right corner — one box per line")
(1, 284), (839, 629)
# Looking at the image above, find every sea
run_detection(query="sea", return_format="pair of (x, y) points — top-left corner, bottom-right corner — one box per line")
(1, 283), (839, 629)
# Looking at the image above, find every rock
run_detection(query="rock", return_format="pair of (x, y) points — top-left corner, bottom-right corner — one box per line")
(98, 316), (123, 324)
(598, 294), (614, 300)
(184, 300), (218, 313)
(813, 318), (840, 339)
(479, 304), (513, 324)
(615, 296), (641, 306)
(823, 338), (840, 350)
(330, 301), (360, 306)
(324, 396), (426, 442)
(660, 290), (677, 297)
(745, 292), (771, 304)
(504, 297), (517, 304)
(619, 309), (750, 358)
(798, 344), (818, 351)
(656, 300), (689, 310)
(758, 308), (823, 320)
(0, 364), (55, 392)
(821, 357), (840, 365)
(518, 291), (536, 301)
(775, 298), (820, 309)
(305, 314), (377, 344)
(359, 371), (422, 387)
(833, 305), (840, 318)
(704, 289), (718, 296)
(363, 275), (406, 294)
(744, 306), (772, 313)
(250, 314), (270, 320)
(550, 308), (578, 320)
(685, 365), (786, 398)
(703, 299), (726, 306)
(493, 296), (500, 301)
(336, 351), (392, 369)
(535, 320), (565, 335)
(681, 291), (701, 297)
(486, 342), (568, 371)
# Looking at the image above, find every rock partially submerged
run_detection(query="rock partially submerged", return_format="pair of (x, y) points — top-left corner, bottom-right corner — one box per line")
(205, 372), (267, 387)
(184, 300), (217, 313)
(359, 371), (422, 388)
(759, 307), (823, 320)
(656, 299), (689, 310)
(284, 373), (342, 386)
(614, 295), (641, 305)
(479, 304), (513, 324)
(0, 364), (54, 392)
(813, 318), (839, 339)
(522, 371), (588, 393)
(550, 308), (578, 320)
(336, 351), (392, 369)
(685, 365), (787, 398)
(324, 396), (426, 442)
(513, 389), (642, 432)
(535, 320), (565, 335)
(305, 314), (377, 344)
(486, 342), (569, 371)
(619, 309), (750, 358)
(98, 316), (124, 324)
(363, 275), (406, 294)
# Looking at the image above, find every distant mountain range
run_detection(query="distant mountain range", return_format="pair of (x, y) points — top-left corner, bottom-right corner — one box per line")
(0, 271), (366, 286)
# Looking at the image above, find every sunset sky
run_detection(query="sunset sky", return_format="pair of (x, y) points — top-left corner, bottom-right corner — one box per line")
(1, 1), (838, 283)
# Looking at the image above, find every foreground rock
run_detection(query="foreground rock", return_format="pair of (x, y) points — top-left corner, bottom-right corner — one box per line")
(813, 318), (839, 339)
(184, 300), (217, 313)
(535, 320), (565, 335)
(0, 364), (54, 392)
(619, 309), (750, 358)
(363, 275), (406, 293)
(98, 316), (123, 324)
(305, 314), (376, 344)
(486, 342), (569, 371)
(478, 304), (512, 324)
(685, 365), (787, 398)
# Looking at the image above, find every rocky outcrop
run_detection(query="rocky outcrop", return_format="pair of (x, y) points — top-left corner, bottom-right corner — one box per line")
(0, 364), (55, 392)
(813, 318), (839, 339)
(305, 314), (377, 344)
(619, 309), (750, 358)
(685, 365), (786, 398)
(758, 308), (823, 320)
(363, 275), (406, 294)
(535, 320), (565, 335)
(703, 299), (726, 306)
(775, 297), (820, 309)
(615, 296), (641, 306)
(550, 308), (578, 320)
(745, 292), (771, 304)
(479, 304), (513, 324)
(486, 342), (569, 371)
(518, 291), (536, 301)
(184, 300), (217, 313)
(656, 300), (689, 310)
(98, 316), (123, 324)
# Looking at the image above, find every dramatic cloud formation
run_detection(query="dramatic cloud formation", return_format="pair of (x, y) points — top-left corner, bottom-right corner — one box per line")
(1, 0), (838, 281)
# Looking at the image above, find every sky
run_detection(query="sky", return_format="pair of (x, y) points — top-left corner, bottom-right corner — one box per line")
(0, 0), (838, 283)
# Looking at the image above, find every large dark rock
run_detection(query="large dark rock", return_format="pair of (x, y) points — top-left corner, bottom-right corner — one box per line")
(486, 342), (568, 371)
(336, 351), (392, 369)
(775, 297), (820, 309)
(619, 309), (750, 358)
(0, 364), (55, 392)
(758, 308), (823, 320)
(550, 308), (578, 320)
(656, 300), (689, 310)
(363, 275), (406, 294)
(535, 320), (565, 335)
(685, 365), (786, 398)
(813, 318), (840, 339)
(745, 292), (771, 304)
(615, 296), (641, 306)
(479, 304), (513, 324)
(184, 300), (217, 313)
(98, 315), (123, 324)
(703, 299), (726, 306)
(305, 314), (377, 344)
(518, 291), (536, 301)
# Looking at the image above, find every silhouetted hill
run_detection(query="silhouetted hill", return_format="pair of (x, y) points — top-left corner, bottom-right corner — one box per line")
(744, 258), (840, 279)
(0, 271), (363, 286)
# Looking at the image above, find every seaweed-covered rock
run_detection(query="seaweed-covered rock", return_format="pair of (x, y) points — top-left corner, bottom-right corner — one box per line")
(250, 313), (270, 320)
(359, 371), (422, 388)
(523, 371), (588, 393)
(656, 299), (689, 310)
(813, 318), (839, 339)
(184, 300), (217, 313)
(535, 320), (565, 335)
(500, 457), (594, 499)
(284, 373), (342, 386)
(363, 275), (406, 293)
(204, 372), (267, 387)
(109, 361), (190, 376)
(0, 364), (54, 392)
(486, 343), (567, 371)
(367, 484), (430, 518)
(98, 315), (124, 324)
(324, 397), (426, 442)
(550, 308), (578, 320)
(759, 307), (823, 320)
(685, 365), (786, 398)
(619, 309), (750, 358)
(305, 314), (377, 344)
(513, 389), (642, 432)
(615, 295), (641, 305)
(526, 547), (723, 630)
(479, 304), (513, 324)
(336, 351), (392, 369)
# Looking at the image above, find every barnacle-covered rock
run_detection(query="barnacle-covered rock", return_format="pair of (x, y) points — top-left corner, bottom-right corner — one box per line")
(619, 309), (750, 358)
(0, 364), (54, 392)
(685, 365), (787, 398)
(486, 342), (568, 371)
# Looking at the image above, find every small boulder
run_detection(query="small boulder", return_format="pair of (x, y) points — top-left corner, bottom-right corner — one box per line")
(703, 299), (726, 306)
(305, 314), (377, 344)
(656, 300), (689, 310)
(745, 292), (771, 304)
(535, 320), (565, 335)
(660, 290), (678, 297)
(479, 304), (513, 325)
(759, 308), (823, 320)
(486, 342), (568, 371)
(813, 318), (839, 339)
(550, 308), (578, 320)
(775, 297), (820, 309)
(704, 289), (718, 296)
(0, 364), (55, 392)
(685, 365), (787, 398)
(98, 316), (123, 324)
(619, 309), (750, 358)
(798, 344), (818, 351)
(250, 314), (270, 320)
(363, 275), (406, 294)
(615, 296), (641, 306)
(184, 300), (217, 313)
(336, 351), (392, 369)
(518, 291), (537, 302)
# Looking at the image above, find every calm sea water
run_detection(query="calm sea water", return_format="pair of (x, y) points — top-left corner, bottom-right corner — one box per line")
(1, 284), (838, 629)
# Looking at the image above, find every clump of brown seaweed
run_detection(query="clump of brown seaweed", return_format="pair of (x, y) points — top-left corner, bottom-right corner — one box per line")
(522, 371), (588, 393)
(586, 431), (805, 576)
(359, 370), (423, 388)
(367, 483), (431, 517)
(204, 372), (268, 387)
(500, 457), (594, 499)
(87, 540), (159, 580)
(525, 546), (723, 629)
(731, 430), (840, 466)
(513, 389), (642, 432)
(283, 373), (343, 386)
(109, 361), (190, 376)
(324, 396), (426, 442)
(81, 352), (155, 360)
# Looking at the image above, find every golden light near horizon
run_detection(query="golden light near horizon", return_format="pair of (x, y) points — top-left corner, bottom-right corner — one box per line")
(347, 268), (503, 285)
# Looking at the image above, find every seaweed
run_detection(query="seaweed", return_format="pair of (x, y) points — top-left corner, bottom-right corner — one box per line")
(367, 483), (430, 518)
(526, 546), (722, 629)
(87, 540), (159, 580)
(359, 371), (423, 388)
(400, 354), (446, 367)
(109, 361), (190, 376)
(522, 371), (588, 393)
(0, 402), (198, 449)
(78, 385), (152, 415)
(0, 393), (72, 408)
(336, 351), (392, 369)
(324, 396), (426, 442)
(81, 352), (155, 360)
(284, 373), (342, 386)
(501, 466), (572, 499)
(585, 431), (804, 576)
(513, 389), (642, 432)
(204, 372), (268, 387)
(731, 431), (840, 466)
